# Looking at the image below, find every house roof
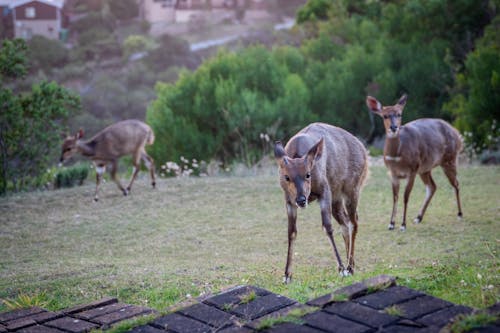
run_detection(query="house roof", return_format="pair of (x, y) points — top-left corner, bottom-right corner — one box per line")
(9, 0), (65, 9)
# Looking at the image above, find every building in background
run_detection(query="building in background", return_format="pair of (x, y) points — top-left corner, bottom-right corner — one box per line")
(139, 0), (176, 24)
(9, 0), (67, 40)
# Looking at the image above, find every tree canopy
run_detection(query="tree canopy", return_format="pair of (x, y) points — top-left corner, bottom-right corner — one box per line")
(0, 39), (80, 194)
(147, 0), (498, 166)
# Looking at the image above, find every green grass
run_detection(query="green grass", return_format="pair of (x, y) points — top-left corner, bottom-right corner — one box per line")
(0, 165), (498, 314)
(448, 312), (499, 333)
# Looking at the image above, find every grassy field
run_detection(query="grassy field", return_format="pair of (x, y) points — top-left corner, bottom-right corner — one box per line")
(0, 164), (498, 313)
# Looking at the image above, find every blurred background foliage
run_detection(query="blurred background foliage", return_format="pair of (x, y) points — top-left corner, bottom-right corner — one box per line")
(148, 0), (499, 165)
(1, 0), (499, 194)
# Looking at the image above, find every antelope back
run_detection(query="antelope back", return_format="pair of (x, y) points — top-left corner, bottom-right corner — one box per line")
(275, 123), (367, 207)
(60, 120), (153, 162)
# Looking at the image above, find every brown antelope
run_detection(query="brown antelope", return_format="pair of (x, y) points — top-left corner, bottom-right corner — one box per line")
(60, 119), (156, 201)
(366, 94), (463, 231)
(274, 123), (368, 282)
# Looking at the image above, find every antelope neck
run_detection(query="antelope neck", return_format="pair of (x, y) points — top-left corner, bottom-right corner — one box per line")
(77, 140), (96, 157)
(384, 136), (401, 162)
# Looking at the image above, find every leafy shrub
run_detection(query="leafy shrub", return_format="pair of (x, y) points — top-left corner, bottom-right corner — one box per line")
(296, 0), (333, 23)
(147, 45), (315, 167)
(54, 163), (89, 189)
(123, 35), (155, 60)
(108, 0), (139, 21)
(27, 36), (68, 72)
(144, 34), (200, 72)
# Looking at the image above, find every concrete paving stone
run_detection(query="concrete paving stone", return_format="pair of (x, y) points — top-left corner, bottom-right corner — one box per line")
(92, 305), (156, 327)
(245, 303), (312, 329)
(324, 301), (399, 328)
(216, 325), (254, 333)
(0, 324), (6, 333)
(307, 282), (366, 308)
(73, 302), (131, 320)
(362, 275), (397, 290)
(417, 305), (473, 327)
(396, 295), (453, 320)
(4, 317), (37, 331)
(303, 311), (372, 333)
(27, 311), (64, 324)
(178, 302), (239, 328)
(152, 312), (212, 333)
(380, 324), (441, 333)
(487, 302), (500, 314)
(353, 286), (424, 310)
(127, 324), (166, 333)
(231, 293), (296, 320)
(44, 316), (100, 333)
(63, 297), (118, 315)
(203, 286), (270, 310)
(307, 275), (396, 308)
(0, 307), (45, 324)
(17, 325), (66, 333)
(264, 322), (326, 333)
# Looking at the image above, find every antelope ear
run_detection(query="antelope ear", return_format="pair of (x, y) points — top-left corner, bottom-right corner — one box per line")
(274, 141), (286, 159)
(274, 141), (289, 166)
(398, 94), (408, 107)
(366, 96), (382, 113)
(307, 137), (324, 163)
(76, 128), (84, 139)
(61, 131), (69, 139)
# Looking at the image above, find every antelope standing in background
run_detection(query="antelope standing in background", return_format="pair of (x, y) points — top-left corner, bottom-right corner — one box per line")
(274, 123), (368, 282)
(60, 119), (156, 201)
(366, 94), (463, 231)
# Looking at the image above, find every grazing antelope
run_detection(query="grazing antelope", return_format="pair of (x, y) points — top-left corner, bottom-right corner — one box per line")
(274, 123), (368, 282)
(60, 119), (156, 201)
(366, 94), (463, 231)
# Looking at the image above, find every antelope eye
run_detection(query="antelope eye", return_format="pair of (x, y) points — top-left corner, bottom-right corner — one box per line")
(305, 173), (311, 179)
(284, 175), (290, 182)
(383, 115), (389, 119)
(397, 114), (402, 118)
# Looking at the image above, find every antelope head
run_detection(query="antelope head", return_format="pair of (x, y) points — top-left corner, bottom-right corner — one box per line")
(60, 129), (84, 163)
(274, 138), (324, 208)
(366, 94), (408, 138)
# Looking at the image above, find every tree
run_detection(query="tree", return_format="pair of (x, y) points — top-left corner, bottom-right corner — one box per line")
(0, 39), (80, 194)
(27, 36), (68, 73)
(296, 0), (333, 24)
(444, 16), (500, 152)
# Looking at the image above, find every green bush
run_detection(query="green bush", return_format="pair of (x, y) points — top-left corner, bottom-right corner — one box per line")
(27, 36), (68, 73)
(54, 163), (89, 189)
(147, 46), (316, 167)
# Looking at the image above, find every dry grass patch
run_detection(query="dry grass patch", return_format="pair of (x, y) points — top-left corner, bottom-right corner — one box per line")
(0, 165), (498, 312)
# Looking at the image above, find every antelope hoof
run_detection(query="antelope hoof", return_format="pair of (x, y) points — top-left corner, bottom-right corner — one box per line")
(339, 268), (351, 277)
(399, 225), (406, 232)
(458, 212), (463, 220)
(414, 216), (422, 224)
(283, 275), (292, 284)
(388, 223), (395, 230)
(123, 189), (129, 196)
(93, 197), (99, 202)
(152, 182), (156, 189)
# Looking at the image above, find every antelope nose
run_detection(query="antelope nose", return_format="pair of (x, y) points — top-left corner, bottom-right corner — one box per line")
(390, 124), (398, 132)
(296, 195), (307, 207)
